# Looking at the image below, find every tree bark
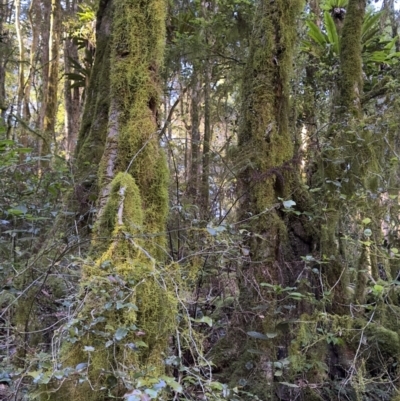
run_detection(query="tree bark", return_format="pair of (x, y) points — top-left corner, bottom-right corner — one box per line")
(213, 0), (306, 398)
(42, 0), (61, 156)
(63, 0), (81, 157)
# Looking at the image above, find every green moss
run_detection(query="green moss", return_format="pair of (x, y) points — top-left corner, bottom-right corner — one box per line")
(93, 0), (169, 258)
(92, 172), (143, 252)
(44, 172), (175, 400)
(365, 323), (400, 359)
(217, 1), (306, 398)
(339, 0), (365, 116)
(75, 0), (113, 180)
(40, 0), (173, 399)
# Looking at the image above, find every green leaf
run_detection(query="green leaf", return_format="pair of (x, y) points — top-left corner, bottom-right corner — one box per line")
(247, 348), (265, 355)
(247, 331), (268, 339)
(282, 200), (296, 209)
(362, 11), (382, 41)
(28, 370), (42, 379)
(209, 381), (224, 390)
(53, 371), (64, 380)
(362, 218), (371, 225)
(161, 376), (183, 392)
(288, 292), (304, 299)
(115, 327), (129, 341)
(391, 248), (399, 254)
(324, 12), (339, 54)
(144, 389), (158, 398)
(75, 363), (88, 371)
(7, 205), (28, 216)
(306, 20), (327, 48)
(0, 139), (14, 146)
(279, 381), (299, 388)
(364, 228), (372, 237)
(206, 226), (217, 236)
(17, 147), (33, 153)
(192, 316), (213, 327)
(83, 346), (95, 352)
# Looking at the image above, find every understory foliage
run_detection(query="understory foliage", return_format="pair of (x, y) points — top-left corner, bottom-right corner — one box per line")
(1, 0), (400, 400)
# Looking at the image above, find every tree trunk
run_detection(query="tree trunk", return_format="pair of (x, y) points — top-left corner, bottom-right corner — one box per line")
(14, 0), (24, 119)
(38, 0), (51, 153)
(0, 0), (8, 123)
(201, 58), (211, 218)
(186, 69), (201, 204)
(322, 0), (366, 314)
(42, 0), (174, 399)
(63, 0), (81, 157)
(213, 0), (306, 398)
(42, 0), (61, 156)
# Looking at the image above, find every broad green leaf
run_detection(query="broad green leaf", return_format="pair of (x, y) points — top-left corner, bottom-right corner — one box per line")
(161, 376), (183, 392)
(115, 327), (129, 341)
(362, 218), (371, 225)
(373, 284), (384, 293)
(53, 371), (64, 380)
(75, 362), (88, 371)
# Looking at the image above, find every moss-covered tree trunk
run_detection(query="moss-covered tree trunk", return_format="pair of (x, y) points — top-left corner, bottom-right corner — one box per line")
(213, 0), (308, 398)
(63, 0), (80, 157)
(322, 0), (366, 314)
(38, 0), (175, 399)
